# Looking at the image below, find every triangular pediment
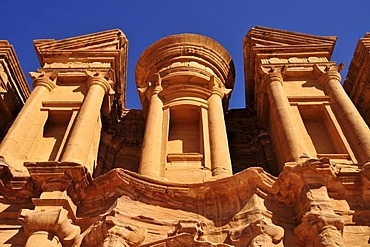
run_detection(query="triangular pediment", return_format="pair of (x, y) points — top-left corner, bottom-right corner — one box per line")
(245, 26), (337, 52)
(34, 29), (127, 52)
(34, 29), (128, 67)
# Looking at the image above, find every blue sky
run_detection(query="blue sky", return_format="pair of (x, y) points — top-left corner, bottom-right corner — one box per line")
(1, 0), (369, 109)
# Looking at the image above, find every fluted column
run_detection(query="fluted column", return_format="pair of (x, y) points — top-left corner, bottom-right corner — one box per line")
(319, 68), (370, 165)
(263, 71), (305, 163)
(207, 76), (233, 176)
(62, 71), (113, 172)
(139, 74), (163, 178)
(0, 72), (57, 168)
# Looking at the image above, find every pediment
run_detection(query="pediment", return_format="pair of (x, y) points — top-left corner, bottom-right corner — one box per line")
(34, 29), (128, 66)
(34, 29), (126, 52)
(245, 26), (337, 56)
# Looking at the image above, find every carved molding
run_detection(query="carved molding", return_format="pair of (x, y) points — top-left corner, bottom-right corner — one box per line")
(25, 161), (93, 204)
(0, 63), (8, 93)
(44, 62), (111, 69)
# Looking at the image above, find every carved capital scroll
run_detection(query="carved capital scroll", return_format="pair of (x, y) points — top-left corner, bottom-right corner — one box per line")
(313, 63), (344, 86)
(208, 75), (231, 98)
(29, 71), (58, 91)
(85, 70), (115, 94)
(258, 66), (286, 93)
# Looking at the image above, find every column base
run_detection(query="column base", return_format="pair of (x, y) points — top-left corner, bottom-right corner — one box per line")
(211, 167), (233, 178)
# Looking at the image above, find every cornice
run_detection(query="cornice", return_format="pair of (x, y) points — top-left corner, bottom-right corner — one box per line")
(344, 33), (370, 111)
(0, 41), (30, 103)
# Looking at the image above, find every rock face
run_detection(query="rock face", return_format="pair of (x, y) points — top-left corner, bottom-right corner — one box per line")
(0, 27), (370, 246)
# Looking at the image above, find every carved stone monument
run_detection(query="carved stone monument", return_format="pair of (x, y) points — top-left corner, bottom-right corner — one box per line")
(0, 27), (369, 246)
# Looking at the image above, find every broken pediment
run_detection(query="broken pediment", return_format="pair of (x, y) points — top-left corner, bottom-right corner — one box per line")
(34, 29), (127, 58)
(244, 26), (337, 57)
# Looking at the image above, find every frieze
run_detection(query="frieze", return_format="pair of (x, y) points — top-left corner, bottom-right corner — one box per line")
(43, 61), (111, 69)
(261, 56), (329, 64)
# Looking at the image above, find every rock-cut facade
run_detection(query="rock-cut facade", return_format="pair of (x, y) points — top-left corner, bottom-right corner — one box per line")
(0, 27), (369, 246)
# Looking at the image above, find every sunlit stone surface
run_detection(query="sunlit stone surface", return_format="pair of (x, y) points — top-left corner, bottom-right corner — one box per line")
(0, 27), (369, 246)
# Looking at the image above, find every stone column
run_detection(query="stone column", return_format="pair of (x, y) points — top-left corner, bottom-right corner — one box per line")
(263, 71), (305, 163)
(207, 76), (233, 177)
(0, 72), (57, 169)
(319, 68), (370, 165)
(62, 71), (113, 172)
(139, 74), (163, 178)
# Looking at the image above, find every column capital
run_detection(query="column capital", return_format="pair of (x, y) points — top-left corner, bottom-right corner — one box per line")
(314, 63), (344, 86)
(259, 66), (286, 93)
(85, 70), (115, 94)
(29, 71), (58, 91)
(208, 75), (231, 98)
(138, 73), (163, 99)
